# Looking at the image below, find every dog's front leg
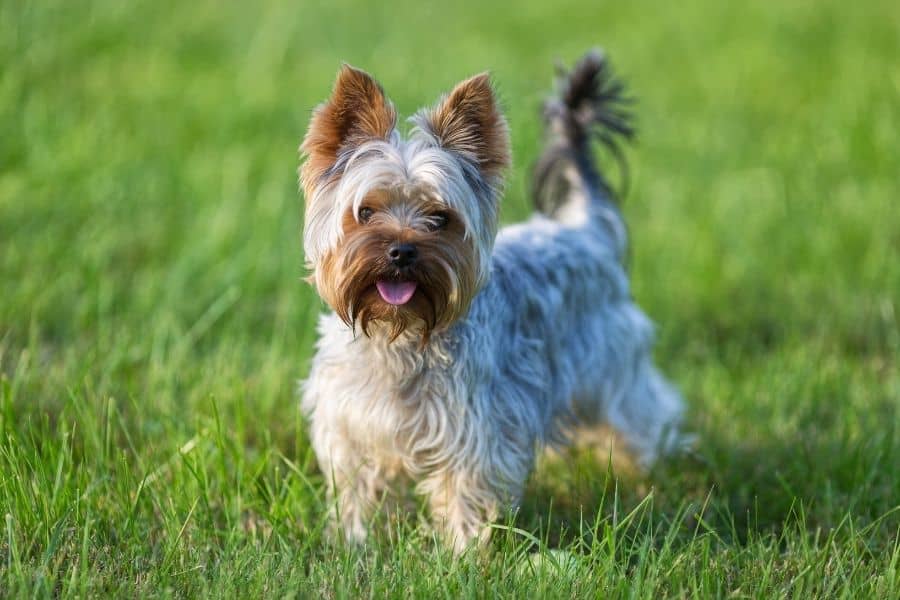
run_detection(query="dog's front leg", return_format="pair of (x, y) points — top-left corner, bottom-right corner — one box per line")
(317, 440), (390, 545)
(419, 468), (503, 554)
(322, 470), (371, 545)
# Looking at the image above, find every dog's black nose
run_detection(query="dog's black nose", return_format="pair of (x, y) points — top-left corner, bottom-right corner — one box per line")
(388, 243), (418, 267)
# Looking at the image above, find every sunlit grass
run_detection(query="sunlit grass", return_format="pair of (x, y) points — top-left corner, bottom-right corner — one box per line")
(1, 0), (898, 595)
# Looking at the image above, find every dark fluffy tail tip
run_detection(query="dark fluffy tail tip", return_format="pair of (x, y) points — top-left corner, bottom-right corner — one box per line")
(546, 48), (635, 153)
(533, 49), (635, 211)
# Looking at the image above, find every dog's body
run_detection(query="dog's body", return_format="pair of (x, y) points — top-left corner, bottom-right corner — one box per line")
(300, 51), (683, 552)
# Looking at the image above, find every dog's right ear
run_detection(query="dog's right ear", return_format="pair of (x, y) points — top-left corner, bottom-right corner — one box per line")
(300, 65), (397, 192)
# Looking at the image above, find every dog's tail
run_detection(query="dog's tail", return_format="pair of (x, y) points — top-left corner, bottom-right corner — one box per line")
(531, 49), (634, 259)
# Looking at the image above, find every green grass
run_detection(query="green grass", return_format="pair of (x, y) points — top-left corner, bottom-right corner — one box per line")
(2, 0), (899, 596)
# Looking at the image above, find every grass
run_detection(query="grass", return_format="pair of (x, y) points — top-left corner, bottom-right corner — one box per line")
(1, 0), (899, 596)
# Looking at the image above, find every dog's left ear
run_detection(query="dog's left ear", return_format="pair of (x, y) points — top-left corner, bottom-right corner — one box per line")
(418, 73), (511, 185)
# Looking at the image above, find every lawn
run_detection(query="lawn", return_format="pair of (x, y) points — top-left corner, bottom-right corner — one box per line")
(1, 0), (899, 596)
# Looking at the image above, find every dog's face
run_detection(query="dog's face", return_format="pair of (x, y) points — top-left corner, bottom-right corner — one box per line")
(300, 66), (510, 341)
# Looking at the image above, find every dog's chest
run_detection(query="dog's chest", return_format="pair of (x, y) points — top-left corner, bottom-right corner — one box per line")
(309, 316), (472, 473)
(340, 342), (462, 464)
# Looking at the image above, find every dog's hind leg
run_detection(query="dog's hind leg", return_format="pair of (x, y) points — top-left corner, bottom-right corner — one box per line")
(566, 301), (685, 467)
(597, 306), (686, 466)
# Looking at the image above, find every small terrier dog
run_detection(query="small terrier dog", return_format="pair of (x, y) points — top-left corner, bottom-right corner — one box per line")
(299, 50), (684, 553)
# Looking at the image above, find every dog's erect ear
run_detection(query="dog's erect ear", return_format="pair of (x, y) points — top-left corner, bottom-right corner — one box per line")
(300, 65), (397, 189)
(418, 73), (510, 184)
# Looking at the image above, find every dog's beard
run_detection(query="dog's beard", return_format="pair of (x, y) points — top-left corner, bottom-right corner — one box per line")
(318, 225), (480, 344)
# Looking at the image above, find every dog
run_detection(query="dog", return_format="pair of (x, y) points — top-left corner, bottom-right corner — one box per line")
(299, 50), (684, 553)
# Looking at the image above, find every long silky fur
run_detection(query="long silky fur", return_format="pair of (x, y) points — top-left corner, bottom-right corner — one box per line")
(300, 50), (684, 553)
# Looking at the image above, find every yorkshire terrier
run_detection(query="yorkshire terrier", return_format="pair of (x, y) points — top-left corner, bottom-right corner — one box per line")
(299, 50), (684, 553)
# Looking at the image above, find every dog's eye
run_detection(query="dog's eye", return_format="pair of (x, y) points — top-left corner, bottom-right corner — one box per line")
(358, 207), (374, 224)
(426, 211), (449, 232)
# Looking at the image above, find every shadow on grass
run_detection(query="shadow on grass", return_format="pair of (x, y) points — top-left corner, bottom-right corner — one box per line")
(514, 414), (899, 552)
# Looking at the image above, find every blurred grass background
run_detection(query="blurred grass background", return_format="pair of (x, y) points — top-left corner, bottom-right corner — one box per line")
(1, 0), (899, 596)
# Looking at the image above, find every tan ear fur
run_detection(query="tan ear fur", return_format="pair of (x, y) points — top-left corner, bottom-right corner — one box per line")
(421, 73), (510, 181)
(300, 65), (397, 191)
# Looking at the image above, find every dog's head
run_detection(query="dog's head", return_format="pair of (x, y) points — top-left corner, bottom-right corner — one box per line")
(300, 65), (510, 341)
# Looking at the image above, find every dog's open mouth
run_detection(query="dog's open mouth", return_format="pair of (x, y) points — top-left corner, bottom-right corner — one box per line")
(375, 280), (417, 305)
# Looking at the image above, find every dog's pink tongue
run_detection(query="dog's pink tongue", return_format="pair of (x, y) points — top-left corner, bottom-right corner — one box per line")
(375, 280), (417, 305)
